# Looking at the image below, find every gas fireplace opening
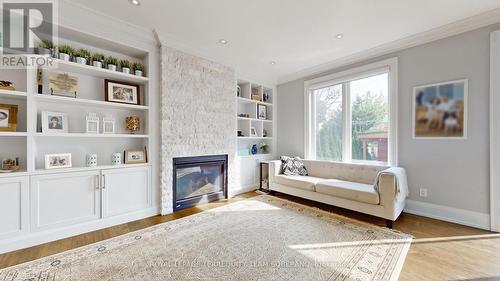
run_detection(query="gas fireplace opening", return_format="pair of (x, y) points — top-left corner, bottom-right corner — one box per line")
(173, 155), (228, 211)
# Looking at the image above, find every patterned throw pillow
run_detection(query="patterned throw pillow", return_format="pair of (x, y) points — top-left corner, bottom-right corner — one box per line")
(281, 156), (308, 176)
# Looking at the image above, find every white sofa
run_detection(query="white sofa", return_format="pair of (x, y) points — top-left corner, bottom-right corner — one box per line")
(268, 160), (408, 227)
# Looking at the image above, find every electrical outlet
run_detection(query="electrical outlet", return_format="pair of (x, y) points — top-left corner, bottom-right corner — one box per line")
(419, 188), (428, 198)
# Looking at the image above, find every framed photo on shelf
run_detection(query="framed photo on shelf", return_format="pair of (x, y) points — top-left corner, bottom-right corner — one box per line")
(257, 104), (267, 120)
(42, 111), (68, 133)
(105, 79), (140, 105)
(124, 147), (147, 164)
(0, 104), (18, 132)
(45, 153), (72, 169)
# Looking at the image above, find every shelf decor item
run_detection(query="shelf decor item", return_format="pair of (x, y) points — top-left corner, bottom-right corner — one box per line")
(124, 147), (147, 164)
(237, 85), (241, 97)
(45, 153), (72, 170)
(105, 56), (118, 71)
(91, 53), (105, 68)
(132, 62), (144, 76)
(111, 153), (122, 165)
(42, 111), (68, 133)
(105, 79), (140, 105)
(86, 112), (99, 134)
(125, 116), (140, 134)
(86, 153), (97, 167)
(74, 49), (90, 65)
(57, 44), (74, 62)
(0, 104), (18, 132)
(251, 144), (258, 155)
(0, 80), (15, 90)
(252, 94), (261, 101)
(120, 59), (131, 74)
(35, 39), (53, 55)
(0, 158), (19, 173)
(260, 142), (268, 153)
(263, 129), (268, 137)
(102, 114), (115, 134)
(250, 127), (257, 137)
(48, 72), (79, 98)
(257, 104), (267, 120)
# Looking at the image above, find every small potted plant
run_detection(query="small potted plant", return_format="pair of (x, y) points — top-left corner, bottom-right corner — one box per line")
(260, 142), (268, 153)
(105, 56), (118, 71)
(35, 39), (53, 55)
(74, 49), (90, 65)
(132, 62), (144, 76)
(120, 59), (131, 74)
(57, 44), (74, 62)
(92, 53), (104, 68)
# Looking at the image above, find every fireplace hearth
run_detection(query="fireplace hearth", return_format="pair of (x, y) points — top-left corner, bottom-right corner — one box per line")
(173, 155), (228, 211)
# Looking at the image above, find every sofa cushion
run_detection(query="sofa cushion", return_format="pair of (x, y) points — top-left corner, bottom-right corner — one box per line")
(274, 175), (324, 192)
(281, 156), (308, 176)
(315, 179), (380, 205)
(302, 160), (388, 185)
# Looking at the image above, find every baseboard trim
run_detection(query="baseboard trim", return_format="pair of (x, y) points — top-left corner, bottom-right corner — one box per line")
(230, 184), (259, 197)
(0, 207), (161, 254)
(404, 200), (490, 230)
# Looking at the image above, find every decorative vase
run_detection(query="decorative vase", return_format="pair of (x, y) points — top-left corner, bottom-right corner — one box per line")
(59, 53), (70, 61)
(251, 144), (258, 155)
(107, 64), (117, 71)
(92, 61), (102, 68)
(76, 57), (87, 65)
(86, 154), (97, 167)
(125, 116), (140, 134)
(122, 67), (130, 74)
(111, 153), (122, 165)
(135, 70), (143, 76)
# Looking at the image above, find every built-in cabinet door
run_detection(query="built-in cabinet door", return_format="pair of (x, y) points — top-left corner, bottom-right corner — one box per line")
(30, 171), (101, 231)
(0, 176), (29, 239)
(101, 166), (151, 218)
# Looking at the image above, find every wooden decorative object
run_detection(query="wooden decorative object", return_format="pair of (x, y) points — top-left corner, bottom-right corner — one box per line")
(49, 72), (79, 98)
(0, 104), (18, 132)
(125, 116), (140, 134)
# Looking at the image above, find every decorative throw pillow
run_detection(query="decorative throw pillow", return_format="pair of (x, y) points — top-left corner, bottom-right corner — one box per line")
(281, 156), (308, 176)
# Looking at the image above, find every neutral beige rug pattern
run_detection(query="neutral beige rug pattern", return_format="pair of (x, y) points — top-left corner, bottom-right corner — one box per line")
(0, 195), (412, 281)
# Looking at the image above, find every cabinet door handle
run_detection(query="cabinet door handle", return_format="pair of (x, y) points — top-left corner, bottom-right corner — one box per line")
(102, 175), (106, 189)
(95, 175), (99, 190)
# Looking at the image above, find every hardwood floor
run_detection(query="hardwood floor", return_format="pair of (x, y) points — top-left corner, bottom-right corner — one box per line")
(1, 191), (499, 280)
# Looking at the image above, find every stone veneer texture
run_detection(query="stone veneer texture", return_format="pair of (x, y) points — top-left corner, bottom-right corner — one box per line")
(160, 46), (237, 215)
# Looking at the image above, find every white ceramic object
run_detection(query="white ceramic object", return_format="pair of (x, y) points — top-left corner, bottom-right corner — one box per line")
(122, 67), (130, 74)
(107, 64), (117, 71)
(135, 70), (143, 77)
(111, 153), (122, 165)
(86, 154), (97, 167)
(76, 57), (87, 65)
(59, 53), (70, 61)
(92, 61), (102, 68)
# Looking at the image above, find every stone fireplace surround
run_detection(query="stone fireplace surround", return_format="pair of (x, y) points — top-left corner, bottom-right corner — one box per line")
(160, 46), (237, 215)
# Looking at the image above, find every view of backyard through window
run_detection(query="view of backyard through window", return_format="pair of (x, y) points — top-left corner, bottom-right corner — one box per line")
(313, 73), (389, 163)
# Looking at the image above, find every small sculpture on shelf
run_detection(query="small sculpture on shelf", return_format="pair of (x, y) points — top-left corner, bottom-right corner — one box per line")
(111, 153), (122, 165)
(102, 114), (115, 134)
(251, 144), (258, 155)
(0, 158), (20, 173)
(86, 154), (97, 167)
(125, 116), (140, 134)
(86, 112), (99, 134)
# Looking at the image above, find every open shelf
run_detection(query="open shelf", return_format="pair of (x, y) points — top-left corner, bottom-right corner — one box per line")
(34, 133), (149, 138)
(237, 116), (272, 122)
(237, 97), (273, 107)
(32, 163), (151, 175)
(0, 132), (28, 137)
(0, 170), (29, 178)
(238, 137), (273, 140)
(43, 59), (149, 84)
(0, 89), (27, 100)
(35, 94), (149, 111)
(237, 154), (272, 159)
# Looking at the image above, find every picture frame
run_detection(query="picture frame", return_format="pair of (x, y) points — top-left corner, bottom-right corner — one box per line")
(105, 79), (140, 105)
(257, 104), (267, 120)
(86, 113), (99, 134)
(250, 127), (257, 137)
(412, 79), (468, 139)
(124, 147), (147, 164)
(45, 153), (72, 169)
(48, 72), (79, 98)
(41, 111), (68, 133)
(0, 104), (18, 132)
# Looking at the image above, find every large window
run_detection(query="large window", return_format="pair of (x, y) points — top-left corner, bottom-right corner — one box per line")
(305, 58), (397, 165)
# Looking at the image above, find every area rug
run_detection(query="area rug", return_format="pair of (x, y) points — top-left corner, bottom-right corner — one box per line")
(0, 195), (412, 281)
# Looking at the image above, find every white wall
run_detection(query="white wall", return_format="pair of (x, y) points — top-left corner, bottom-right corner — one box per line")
(277, 24), (500, 221)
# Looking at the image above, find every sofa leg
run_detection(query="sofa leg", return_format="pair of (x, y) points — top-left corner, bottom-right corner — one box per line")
(385, 220), (394, 229)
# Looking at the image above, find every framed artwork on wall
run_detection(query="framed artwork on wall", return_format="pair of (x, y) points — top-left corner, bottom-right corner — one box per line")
(413, 79), (468, 139)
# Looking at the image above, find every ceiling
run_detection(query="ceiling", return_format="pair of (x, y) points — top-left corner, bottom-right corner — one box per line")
(66, 0), (500, 85)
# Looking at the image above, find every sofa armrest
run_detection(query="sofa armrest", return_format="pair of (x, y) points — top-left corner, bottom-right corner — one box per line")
(268, 160), (282, 183)
(377, 167), (409, 206)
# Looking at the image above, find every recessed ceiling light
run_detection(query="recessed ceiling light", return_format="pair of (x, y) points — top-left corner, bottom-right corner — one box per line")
(129, 0), (140, 6)
(336, 33), (344, 39)
(269, 61), (276, 65)
(219, 39), (228, 44)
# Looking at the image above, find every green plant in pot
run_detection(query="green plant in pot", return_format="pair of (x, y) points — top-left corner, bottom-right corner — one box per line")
(35, 39), (53, 55)
(132, 62), (144, 77)
(92, 53), (105, 68)
(260, 142), (268, 153)
(105, 56), (118, 71)
(57, 44), (74, 62)
(119, 59), (131, 74)
(74, 49), (90, 65)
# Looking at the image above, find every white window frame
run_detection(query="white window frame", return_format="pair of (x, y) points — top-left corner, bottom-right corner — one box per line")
(304, 57), (399, 166)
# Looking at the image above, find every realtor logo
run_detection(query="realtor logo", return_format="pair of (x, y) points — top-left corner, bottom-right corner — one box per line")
(0, 0), (57, 68)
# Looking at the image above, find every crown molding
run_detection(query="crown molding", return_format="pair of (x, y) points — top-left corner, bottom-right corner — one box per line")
(277, 7), (500, 85)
